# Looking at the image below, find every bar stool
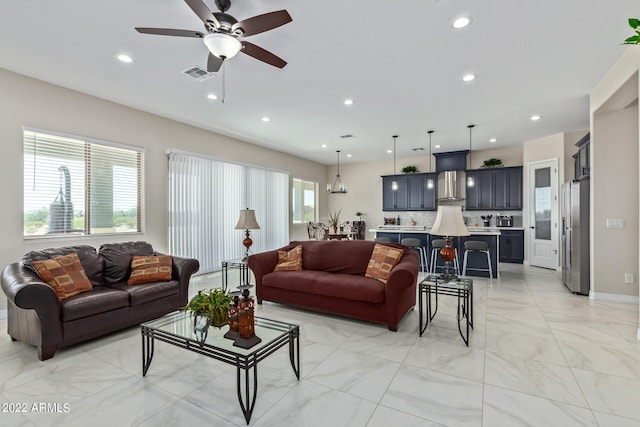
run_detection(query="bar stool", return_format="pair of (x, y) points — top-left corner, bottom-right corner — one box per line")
(401, 238), (427, 272)
(462, 240), (493, 278)
(430, 239), (459, 274)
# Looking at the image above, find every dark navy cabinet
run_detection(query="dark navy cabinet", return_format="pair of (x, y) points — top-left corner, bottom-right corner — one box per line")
(382, 175), (408, 211)
(574, 133), (590, 180)
(466, 167), (522, 210)
(407, 173), (437, 211)
(499, 229), (524, 263)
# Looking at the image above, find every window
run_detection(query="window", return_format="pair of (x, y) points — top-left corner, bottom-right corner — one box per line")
(23, 127), (144, 238)
(292, 178), (317, 224)
(168, 150), (289, 273)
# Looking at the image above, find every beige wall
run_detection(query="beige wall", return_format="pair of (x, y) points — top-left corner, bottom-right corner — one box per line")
(590, 47), (640, 307)
(0, 68), (327, 310)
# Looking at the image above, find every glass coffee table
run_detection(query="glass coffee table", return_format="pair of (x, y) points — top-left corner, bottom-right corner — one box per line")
(141, 311), (300, 424)
(418, 274), (473, 346)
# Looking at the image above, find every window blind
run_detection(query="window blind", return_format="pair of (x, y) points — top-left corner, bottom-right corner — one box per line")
(23, 127), (144, 237)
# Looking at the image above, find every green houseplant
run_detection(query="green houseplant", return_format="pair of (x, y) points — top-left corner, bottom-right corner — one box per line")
(185, 288), (232, 327)
(623, 18), (640, 45)
(401, 165), (418, 174)
(482, 158), (503, 168)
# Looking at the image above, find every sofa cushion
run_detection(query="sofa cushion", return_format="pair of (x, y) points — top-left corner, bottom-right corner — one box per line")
(279, 240), (380, 275)
(263, 270), (385, 303)
(99, 241), (155, 285)
(22, 245), (104, 286)
(109, 280), (179, 306)
(61, 287), (130, 321)
(128, 255), (173, 285)
(365, 244), (403, 284)
(274, 245), (302, 272)
(31, 253), (93, 300)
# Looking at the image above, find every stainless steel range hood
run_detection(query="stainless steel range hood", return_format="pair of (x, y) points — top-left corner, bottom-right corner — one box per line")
(438, 170), (465, 201)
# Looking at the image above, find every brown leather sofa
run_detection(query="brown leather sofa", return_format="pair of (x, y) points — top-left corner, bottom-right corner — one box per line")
(1, 241), (199, 360)
(248, 240), (419, 331)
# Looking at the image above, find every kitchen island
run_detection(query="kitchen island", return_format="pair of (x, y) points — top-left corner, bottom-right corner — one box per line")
(370, 227), (502, 278)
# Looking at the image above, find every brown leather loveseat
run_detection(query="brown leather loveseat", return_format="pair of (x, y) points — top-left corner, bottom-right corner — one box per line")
(248, 240), (419, 331)
(1, 241), (199, 360)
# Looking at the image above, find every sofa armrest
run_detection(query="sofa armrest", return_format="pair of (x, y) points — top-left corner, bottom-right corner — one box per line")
(1, 262), (63, 343)
(384, 250), (419, 296)
(168, 255), (200, 306)
(247, 250), (279, 300)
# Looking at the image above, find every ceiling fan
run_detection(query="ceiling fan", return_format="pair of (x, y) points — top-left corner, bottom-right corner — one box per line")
(135, 0), (292, 72)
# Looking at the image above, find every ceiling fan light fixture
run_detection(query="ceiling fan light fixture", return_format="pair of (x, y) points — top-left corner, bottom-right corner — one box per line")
(203, 33), (242, 59)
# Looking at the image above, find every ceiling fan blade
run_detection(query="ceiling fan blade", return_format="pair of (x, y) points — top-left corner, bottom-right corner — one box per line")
(207, 53), (223, 73)
(233, 10), (292, 37)
(135, 27), (205, 38)
(184, 0), (220, 28)
(241, 41), (287, 68)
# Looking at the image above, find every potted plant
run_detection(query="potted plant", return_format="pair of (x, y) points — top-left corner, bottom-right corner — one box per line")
(401, 165), (418, 174)
(482, 158), (503, 168)
(185, 288), (232, 327)
(355, 211), (363, 221)
(328, 209), (341, 234)
(623, 18), (640, 45)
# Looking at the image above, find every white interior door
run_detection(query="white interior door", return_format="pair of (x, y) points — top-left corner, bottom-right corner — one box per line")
(528, 159), (559, 269)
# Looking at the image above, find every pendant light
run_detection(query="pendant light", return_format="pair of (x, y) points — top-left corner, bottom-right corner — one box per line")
(327, 150), (347, 193)
(427, 130), (435, 189)
(391, 135), (399, 191)
(467, 124), (475, 187)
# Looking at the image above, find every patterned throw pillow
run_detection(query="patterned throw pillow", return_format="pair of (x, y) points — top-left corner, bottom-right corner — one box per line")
(31, 253), (93, 300)
(273, 245), (303, 272)
(128, 255), (173, 285)
(365, 244), (404, 284)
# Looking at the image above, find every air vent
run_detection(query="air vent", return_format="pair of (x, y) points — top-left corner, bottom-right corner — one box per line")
(182, 65), (214, 81)
(339, 134), (355, 139)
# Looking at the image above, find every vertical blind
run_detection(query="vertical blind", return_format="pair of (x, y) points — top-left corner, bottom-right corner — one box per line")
(168, 151), (289, 273)
(23, 127), (144, 237)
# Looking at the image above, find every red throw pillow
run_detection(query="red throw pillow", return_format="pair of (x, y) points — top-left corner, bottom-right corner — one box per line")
(31, 253), (93, 300)
(128, 255), (173, 285)
(273, 245), (303, 272)
(365, 244), (403, 284)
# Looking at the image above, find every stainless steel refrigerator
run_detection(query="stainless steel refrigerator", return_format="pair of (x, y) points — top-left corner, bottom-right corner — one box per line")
(561, 179), (590, 295)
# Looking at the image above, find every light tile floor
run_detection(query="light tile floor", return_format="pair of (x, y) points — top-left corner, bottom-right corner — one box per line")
(1, 264), (639, 426)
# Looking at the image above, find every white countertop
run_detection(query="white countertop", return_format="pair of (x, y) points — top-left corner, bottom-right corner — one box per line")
(370, 227), (503, 236)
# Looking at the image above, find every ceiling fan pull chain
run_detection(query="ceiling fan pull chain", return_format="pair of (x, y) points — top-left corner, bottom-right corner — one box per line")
(221, 60), (226, 103)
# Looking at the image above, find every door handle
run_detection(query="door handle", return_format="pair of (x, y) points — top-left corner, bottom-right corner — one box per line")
(530, 226), (535, 229)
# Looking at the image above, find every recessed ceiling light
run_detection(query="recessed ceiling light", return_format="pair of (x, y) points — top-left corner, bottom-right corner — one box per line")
(530, 115), (542, 121)
(489, 138), (497, 143)
(321, 144), (327, 148)
(261, 117), (270, 122)
(435, 145), (441, 149)
(453, 17), (472, 29)
(347, 154), (352, 158)
(344, 99), (354, 105)
(207, 93), (218, 100)
(462, 73), (476, 82)
(387, 149), (393, 154)
(117, 54), (133, 63)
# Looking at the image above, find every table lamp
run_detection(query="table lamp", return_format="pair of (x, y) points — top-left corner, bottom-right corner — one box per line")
(429, 205), (470, 281)
(235, 208), (260, 261)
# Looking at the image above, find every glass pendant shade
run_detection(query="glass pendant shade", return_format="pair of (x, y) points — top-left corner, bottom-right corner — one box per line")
(203, 33), (242, 59)
(327, 150), (347, 193)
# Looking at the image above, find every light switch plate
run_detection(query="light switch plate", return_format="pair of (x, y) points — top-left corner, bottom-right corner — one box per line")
(606, 218), (624, 229)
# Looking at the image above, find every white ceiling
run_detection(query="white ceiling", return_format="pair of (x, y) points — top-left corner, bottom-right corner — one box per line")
(0, 1), (637, 165)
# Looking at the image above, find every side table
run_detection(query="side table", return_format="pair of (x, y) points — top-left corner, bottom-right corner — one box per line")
(419, 274), (473, 346)
(221, 258), (250, 291)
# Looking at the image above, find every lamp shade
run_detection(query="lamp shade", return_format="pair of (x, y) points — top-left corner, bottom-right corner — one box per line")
(203, 33), (242, 59)
(429, 206), (470, 237)
(235, 209), (260, 230)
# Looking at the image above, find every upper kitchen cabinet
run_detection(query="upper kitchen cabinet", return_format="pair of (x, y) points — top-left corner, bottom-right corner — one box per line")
(493, 166), (523, 210)
(466, 166), (522, 210)
(407, 173), (437, 211)
(465, 169), (493, 210)
(574, 133), (590, 180)
(382, 175), (408, 211)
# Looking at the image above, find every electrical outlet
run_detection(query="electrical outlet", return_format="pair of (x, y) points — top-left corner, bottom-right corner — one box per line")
(625, 273), (634, 283)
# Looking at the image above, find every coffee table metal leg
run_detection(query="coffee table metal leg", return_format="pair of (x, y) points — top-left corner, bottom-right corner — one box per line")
(237, 360), (258, 425)
(430, 287), (439, 321)
(141, 331), (154, 376)
(457, 291), (469, 346)
(289, 329), (301, 379)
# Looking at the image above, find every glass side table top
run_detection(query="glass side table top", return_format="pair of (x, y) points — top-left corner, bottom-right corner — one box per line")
(222, 258), (248, 267)
(420, 274), (473, 290)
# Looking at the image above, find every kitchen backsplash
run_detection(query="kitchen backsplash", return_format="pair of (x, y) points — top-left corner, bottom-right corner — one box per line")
(390, 210), (523, 228)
